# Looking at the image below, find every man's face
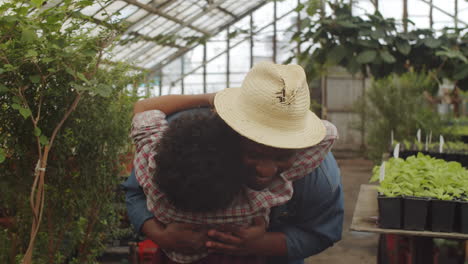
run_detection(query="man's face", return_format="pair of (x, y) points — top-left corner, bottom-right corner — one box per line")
(240, 138), (298, 190)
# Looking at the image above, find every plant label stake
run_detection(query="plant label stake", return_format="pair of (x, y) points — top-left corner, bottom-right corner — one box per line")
(425, 134), (428, 151)
(417, 129), (421, 143)
(379, 161), (386, 183)
(439, 135), (444, 153)
(391, 130), (394, 146)
(393, 143), (400, 158)
(429, 130), (432, 145)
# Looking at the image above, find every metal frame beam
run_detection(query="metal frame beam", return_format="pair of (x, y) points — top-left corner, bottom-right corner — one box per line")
(125, 0), (227, 63)
(218, 6), (238, 19)
(419, 0), (468, 27)
(167, 3), (299, 86)
(123, 0), (210, 35)
(149, 0), (268, 76)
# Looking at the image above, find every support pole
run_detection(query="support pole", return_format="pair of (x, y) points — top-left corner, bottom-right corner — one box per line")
(429, 0), (433, 29)
(181, 55), (185, 94)
(203, 43), (207, 93)
(227, 27), (231, 88)
(296, 0), (301, 56)
(159, 72), (163, 96)
(250, 13), (254, 68)
(273, 0), (277, 63)
(403, 0), (408, 33)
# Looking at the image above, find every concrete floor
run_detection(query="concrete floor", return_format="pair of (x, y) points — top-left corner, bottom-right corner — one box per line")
(306, 153), (379, 264)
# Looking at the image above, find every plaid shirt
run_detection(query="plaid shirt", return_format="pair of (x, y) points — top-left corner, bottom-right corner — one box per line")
(131, 110), (338, 263)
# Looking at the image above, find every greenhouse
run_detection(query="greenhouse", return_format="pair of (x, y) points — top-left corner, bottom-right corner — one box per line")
(1, 0), (468, 263)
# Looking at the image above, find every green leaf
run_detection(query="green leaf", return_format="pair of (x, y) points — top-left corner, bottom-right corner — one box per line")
(34, 127), (42, 137)
(396, 40), (411, 55)
(0, 150), (5, 163)
(12, 103), (21, 110)
(357, 39), (379, 48)
(21, 28), (36, 43)
(26, 50), (38, 57)
(0, 84), (7, 93)
(19, 107), (32, 119)
(12, 96), (21, 104)
(436, 47), (468, 63)
(347, 57), (360, 75)
(423, 38), (442, 48)
(370, 28), (385, 39)
(29, 75), (41, 83)
(295, 3), (305, 12)
(65, 66), (75, 76)
(76, 72), (89, 83)
(39, 135), (49, 146)
(31, 0), (45, 8)
(453, 65), (468, 80)
(95, 83), (112, 97)
(83, 49), (97, 57)
(326, 45), (347, 65)
(380, 50), (396, 64)
(356, 50), (377, 64)
(42, 57), (54, 63)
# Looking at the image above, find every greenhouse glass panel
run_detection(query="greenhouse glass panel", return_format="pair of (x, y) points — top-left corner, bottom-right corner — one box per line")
(432, 8), (455, 30)
(93, 1), (127, 21)
(253, 2), (274, 30)
(254, 25), (274, 62)
(206, 40), (226, 62)
(379, 0), (403, 21)
(206, 55), (227, 93)
(352, 0), (375, 17)
(137, 0), (153, 4)
(277, 11), (297, 64)
(229, 40), (250, 73)
(276, 0), (298, 18)
(184, 68), (204, 94)
(80, 2), (103, 17)
(115, 4), (139, 20)
(125, 9), (149, 23)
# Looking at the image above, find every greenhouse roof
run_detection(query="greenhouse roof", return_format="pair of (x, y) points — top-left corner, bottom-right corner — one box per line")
(68, 0), (269, 74)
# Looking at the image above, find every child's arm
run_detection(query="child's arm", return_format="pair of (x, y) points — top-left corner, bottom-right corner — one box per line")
(133, 93), (216, 115)
(283, 120), (338, 181)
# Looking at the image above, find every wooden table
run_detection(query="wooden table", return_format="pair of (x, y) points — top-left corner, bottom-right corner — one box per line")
(350, 184), (468, 264)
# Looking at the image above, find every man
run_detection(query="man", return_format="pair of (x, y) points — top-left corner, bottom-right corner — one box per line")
(123, 62), (344, 264)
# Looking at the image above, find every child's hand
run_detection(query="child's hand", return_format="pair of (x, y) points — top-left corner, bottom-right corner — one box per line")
(160, 222), (209, 254)
(205, 216), (266, 255)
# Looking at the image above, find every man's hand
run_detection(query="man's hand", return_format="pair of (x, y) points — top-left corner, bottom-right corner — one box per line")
(205, 217), (266, 255)
(142, 218), (209, 254)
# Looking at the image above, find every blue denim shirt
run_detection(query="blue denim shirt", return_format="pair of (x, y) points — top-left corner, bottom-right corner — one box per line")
(122, 108), (344, 264)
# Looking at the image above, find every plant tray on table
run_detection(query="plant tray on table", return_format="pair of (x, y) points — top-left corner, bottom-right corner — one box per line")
(370, 153), (468, 232)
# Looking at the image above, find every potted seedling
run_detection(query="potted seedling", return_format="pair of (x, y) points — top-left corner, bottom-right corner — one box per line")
(371, 159), (404, 229)
(424, 161), (467, 232)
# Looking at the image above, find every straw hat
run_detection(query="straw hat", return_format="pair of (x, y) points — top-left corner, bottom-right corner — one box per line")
(214, 61), (325, 149)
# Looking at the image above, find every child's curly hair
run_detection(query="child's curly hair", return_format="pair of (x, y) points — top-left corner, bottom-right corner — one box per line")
(154, 111), (244, 212)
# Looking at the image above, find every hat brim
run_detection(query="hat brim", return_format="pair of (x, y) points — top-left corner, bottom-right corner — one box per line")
(214, 88), (326, 149)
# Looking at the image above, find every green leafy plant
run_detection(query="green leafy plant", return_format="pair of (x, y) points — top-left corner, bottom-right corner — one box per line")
(290, 1), (468, 91)
(0, 1), (146, 263)
(370, 153), (468, 200)
(354, 72), (444, 162)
